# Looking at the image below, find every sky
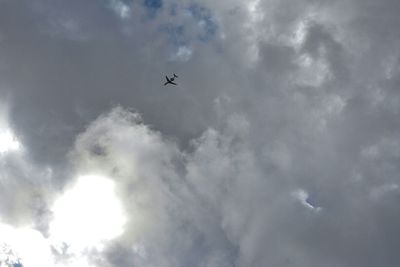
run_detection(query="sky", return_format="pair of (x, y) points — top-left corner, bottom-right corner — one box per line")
(0, 0), (400, 266)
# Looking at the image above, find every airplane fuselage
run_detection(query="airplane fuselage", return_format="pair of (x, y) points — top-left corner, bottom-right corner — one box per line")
(164, 74), (178, 86)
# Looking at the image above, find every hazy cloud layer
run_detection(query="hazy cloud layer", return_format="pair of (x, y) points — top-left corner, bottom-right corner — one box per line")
(1, 0), (400, 266)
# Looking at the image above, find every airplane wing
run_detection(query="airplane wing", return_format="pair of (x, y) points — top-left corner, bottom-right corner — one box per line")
(170, 81), (177, 85)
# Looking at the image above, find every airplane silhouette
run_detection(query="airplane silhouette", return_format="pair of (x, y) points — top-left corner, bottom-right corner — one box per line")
(164, 73), (178, 86)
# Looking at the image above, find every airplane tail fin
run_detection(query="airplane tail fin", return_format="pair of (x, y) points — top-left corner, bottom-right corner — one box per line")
(173, 73), (178, 78)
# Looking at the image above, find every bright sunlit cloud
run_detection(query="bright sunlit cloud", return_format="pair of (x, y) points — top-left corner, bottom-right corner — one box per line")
(49, 175), (127, 254)
(0, 222), (53, 267)
(0, 128), (20, 153)
(109, 0), (130, 19)
(292, 189), (322, 212)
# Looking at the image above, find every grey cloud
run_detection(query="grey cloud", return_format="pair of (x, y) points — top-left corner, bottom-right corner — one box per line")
(1, 0), (400, 266)
(69, 105), (400, 267)
(1, 0), (223, 166)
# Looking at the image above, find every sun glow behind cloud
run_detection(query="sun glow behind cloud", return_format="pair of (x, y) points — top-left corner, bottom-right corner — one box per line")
(0, 175), (126, 267)
(0, 102), (21, 154)
(0, 129), (20, 153)
(49, 175), (127, 254)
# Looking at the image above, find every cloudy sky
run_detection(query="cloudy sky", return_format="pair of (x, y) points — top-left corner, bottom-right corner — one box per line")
(0, 0), (400, 266)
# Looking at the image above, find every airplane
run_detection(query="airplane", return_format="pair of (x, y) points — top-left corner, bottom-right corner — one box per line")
(164, 73), (178, 86)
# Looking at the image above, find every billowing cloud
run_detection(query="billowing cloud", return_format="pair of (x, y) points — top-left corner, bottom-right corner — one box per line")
(0, 0), (400, 266)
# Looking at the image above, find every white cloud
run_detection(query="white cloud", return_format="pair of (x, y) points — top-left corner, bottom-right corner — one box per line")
(292, 189), (321, 212)
(109, 0), (131, 19)
(170, 45), (193, 62)
(49, 175), (126, 254)
(0, 222), (53, 267)
(0, 103), (21, 154)
(0, 174), (126, 267)
(0, 129), (20, 154)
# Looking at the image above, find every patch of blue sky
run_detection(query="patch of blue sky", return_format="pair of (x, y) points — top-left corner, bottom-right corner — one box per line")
(305, 193), (322, 211)
(119, 0), (133, 4)
(141, 0), (162, 19)
(168, 3), (178, 16)
(305, 195), (317, 208)
(160, 24), (194, 61)
(160, 24), (188, 47)
(187, 3), (218, 41)
(144, 0), (162, 10)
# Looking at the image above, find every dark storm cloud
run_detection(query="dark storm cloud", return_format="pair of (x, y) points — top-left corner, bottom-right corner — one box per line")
(1, 0), (400, 266)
